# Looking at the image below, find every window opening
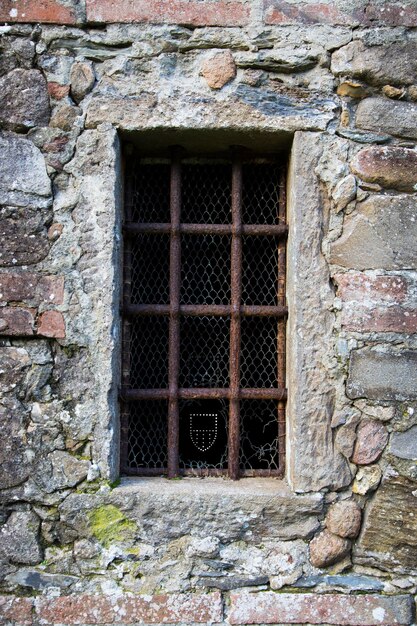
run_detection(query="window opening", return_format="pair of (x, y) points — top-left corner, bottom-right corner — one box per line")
(121, 148), (287, 479)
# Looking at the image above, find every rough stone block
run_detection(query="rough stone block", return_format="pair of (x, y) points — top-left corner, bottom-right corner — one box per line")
(0, 511), (42, 565)
(331, 40), (417, 86)
(330, 195), (417, 270)
(229, 591), (414, 625)
(35, 592), (223, 624)
(0, 133), (51, 209)
(309, 530), (351, 568)
(200, 50), (236, 89)
(351, 146), (417, 192)
(86, 0), (250, 26)
(356, 475), (417, 572)
(0, 207), (51, 267)
(0, 69), (50, 132)
(390, 426), (417, 460)
(347, 349), (417, 401)
(326, 500), (362, 539)
(356, 97), (417, 140)
(0, 0), (84, 24)
(0, 274), (64, 305)
(0, 596), (34, 625)
(351, 419), (388, 465)
(0, 306), (35, 335)
(86, 88), (336, 134)
(37, 310), (66, 338)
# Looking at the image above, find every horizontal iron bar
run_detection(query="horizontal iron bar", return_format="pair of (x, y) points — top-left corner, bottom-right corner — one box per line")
(124, 222), (288, 237)
(121, 387), (287, 401)
(121, 467), (283, 477)
(123, 304), (288, 318)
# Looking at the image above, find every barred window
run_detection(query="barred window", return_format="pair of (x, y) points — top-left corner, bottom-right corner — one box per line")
(121, 148), (287, 479)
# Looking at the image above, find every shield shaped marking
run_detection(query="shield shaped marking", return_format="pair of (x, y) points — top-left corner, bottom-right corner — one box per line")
(189, 413), (218, 452)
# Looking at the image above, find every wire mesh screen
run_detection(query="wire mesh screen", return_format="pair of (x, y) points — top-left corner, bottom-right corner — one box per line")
(240, 317), (278, 388)
(129, 318), (169, 389)
(242, 236), (279, 305)
(122, 152), (286, 477)
(240, 400), (279, 471)
(181, 164), (232, 223)
(127, 163), (170, 223)
(131, 235), (170, 304)
(127, 401), (168, 469)
(181, 235), (231, 304)
(242, 164), (281, 224)
(179, 317), (230, 388)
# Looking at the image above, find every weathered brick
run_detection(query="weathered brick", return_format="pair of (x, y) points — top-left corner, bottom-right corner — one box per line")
(35, 592), (223, 624)
(351, 146), (417, 192)
(334, 273), (408, 304)
(37, 310), (65, 338)
(0, 0), (82, 24)
(86, 0), (250, 26)
(229, 591), (413, 625)
(342, 305), (417, 333)
(347, 349), (417, 401)
(0, 307), (35, 335)
(0, 274), (64, 305)
(0, 595), (33, 625)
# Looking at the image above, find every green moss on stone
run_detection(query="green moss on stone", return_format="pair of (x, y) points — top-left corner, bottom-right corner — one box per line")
(88, 505), (136, 547)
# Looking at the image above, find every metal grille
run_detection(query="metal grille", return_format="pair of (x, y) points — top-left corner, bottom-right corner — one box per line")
(121, 149), (287, 479)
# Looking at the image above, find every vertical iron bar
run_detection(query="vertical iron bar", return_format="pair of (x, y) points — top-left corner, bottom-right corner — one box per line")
(120, 145), (134, 472)
(277, 166), (287, 475)
(167, 148), (182, 478)
(228, 150), (243, 480)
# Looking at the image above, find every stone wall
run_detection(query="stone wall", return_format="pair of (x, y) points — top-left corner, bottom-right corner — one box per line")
(0, 1), (417, 625)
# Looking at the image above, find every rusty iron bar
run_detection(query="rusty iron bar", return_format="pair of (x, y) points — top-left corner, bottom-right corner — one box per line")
(124, 222), (288, 237)
(228, 150), (243, 480)
(120, 147), (134, 474)
(123, 304), (288, 318)
(121, 387), (288, 401)
(277, 166), (287, 476)
(167, 148), (182, 478)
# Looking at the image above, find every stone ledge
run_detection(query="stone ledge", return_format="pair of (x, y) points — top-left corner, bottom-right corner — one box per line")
(228, 591), (414, 625)
(0, 593), (222, 625)
(0, 593), (414, 625)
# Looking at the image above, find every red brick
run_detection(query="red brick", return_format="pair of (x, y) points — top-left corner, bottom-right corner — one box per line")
(342, 305), (417, 333)
(263, 0), (351, 25)
(263, 0), (417, 26)
(0, 595), (34, 625)
(0, 274), (64, 306)
(0, 0), (80, 24)
(86, 0), (249, 26)
(358, 4), (417, 27)
(0, 307), (35, 335)
(335, 273), (408, 304)
(229, 592), (413, 625)
(48, 82), (70, 100)
(37, 310), (65, 338)
(36, 593), (222, 624)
